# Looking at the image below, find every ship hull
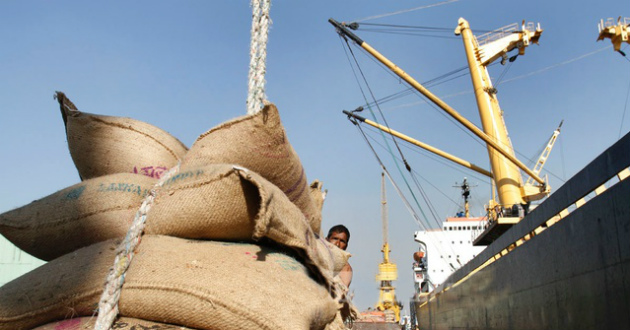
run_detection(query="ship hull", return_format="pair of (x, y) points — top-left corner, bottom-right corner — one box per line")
(414, 132), (630, 329)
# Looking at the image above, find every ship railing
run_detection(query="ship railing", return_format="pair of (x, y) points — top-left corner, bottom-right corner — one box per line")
(476, 22), (537, 47)
(471, 216), (489, 243)
(599, 17), (630, 32)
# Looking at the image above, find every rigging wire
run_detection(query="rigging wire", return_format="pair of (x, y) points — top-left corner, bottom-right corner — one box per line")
(345, 42), (513, 156)
(494, 60), (513, 87)
(350, 0), (461, 23)
(359, 65), (471, 111)
(349, 56), (465, 235)
(348, 38), (613, 185)
(356, 29), (460, 40)
(360, 123), (490, 206)
(338, 20), (613, 223)
(352, 103), (496, 232)
(352, 118), (463, 261)
(343, 39), (409, 167)
(355, 23), (454, 31)
(351, 117), (426, 228)
(619, 44), (630, 63)
(344, 42), (490, 153)
(500, 46), (612, 84)
(559, 133), (567, 181)
(340, 34), (504, 231)
(342, 32), (479, 275)
(354, 23), (495, 37)
(341, 34), (434, 231)
(619, 45), (630, 138)
(620, 78), (630, 138)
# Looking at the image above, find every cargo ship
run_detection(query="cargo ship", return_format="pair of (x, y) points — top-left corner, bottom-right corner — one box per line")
(330, 15), (630, 330)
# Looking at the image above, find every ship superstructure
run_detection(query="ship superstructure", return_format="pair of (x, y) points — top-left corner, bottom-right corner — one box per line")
(414, 216), (486, 288)
(413, 179), (486, 289)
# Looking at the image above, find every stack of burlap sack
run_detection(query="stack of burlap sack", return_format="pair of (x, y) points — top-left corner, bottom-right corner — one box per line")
(0, 92), (355, 330)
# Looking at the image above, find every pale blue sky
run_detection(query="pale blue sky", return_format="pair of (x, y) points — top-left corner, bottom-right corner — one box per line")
(1, 1), (628, 312)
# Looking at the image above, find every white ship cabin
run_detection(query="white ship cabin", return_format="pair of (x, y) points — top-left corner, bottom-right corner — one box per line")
(413, 216), (487, 288)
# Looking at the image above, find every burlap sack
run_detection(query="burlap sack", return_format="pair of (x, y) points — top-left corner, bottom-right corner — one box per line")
(0, 173), (156, 260)
(182, 103), (322, 234)
(55, 91), (188, 180)
(0, 164), (349, 287)
(32, 316), (198, 330)
(148, 164), (348, 286)
(0, 236), (339, 330)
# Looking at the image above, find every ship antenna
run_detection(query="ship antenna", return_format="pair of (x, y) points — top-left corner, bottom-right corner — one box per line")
(454, 178), (476, 217)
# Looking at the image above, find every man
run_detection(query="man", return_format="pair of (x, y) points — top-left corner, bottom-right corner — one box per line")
(326, 224), (353, 287)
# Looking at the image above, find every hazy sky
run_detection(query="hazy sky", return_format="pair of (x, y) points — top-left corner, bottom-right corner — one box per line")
(1, 1), (628, 312)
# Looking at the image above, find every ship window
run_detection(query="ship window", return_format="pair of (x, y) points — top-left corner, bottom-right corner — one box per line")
(458, 226), (462, 230)
(460, 241), (463, 244)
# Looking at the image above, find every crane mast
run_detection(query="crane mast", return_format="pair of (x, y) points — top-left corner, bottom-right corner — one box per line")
(374, 172), (402, 323)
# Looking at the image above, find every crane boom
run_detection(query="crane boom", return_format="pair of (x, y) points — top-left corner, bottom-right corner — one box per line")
(526, 121), (563, 186)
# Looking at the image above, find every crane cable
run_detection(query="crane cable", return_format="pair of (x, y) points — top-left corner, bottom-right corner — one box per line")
(343, 34), (611, 186)
(340, 35), (434, 228)
(351, 118), (462, 264)
(350, 0), (461, 23)
(620, 45), (630, 138)
(342, 34), (465, 240)
(351, 116), (427, 229)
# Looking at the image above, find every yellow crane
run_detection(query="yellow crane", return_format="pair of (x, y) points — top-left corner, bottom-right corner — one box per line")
(597, 17), (630, 52)
(332, 18), (554, 245)
(374, 172), (402, 323)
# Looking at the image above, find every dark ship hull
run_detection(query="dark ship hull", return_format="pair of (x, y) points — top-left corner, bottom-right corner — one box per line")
(413, 131), (630, 329)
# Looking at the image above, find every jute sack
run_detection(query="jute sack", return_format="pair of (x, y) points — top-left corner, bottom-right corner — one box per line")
(0, 173), (156, 261)
(149, 164), (348, 286)
(0, 164), (349, 287)
(32, 316), (199, 330)
(0, 236), (339, 330)
(182, 103), (322, 234)
(55, 91), (188, 180)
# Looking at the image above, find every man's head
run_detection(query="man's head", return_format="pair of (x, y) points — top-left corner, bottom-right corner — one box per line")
(326, 224), (350, 251)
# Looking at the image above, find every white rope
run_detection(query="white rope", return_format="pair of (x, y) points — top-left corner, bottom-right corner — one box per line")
(93, 164), (181, 330)
(247, 0), (272, 115)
